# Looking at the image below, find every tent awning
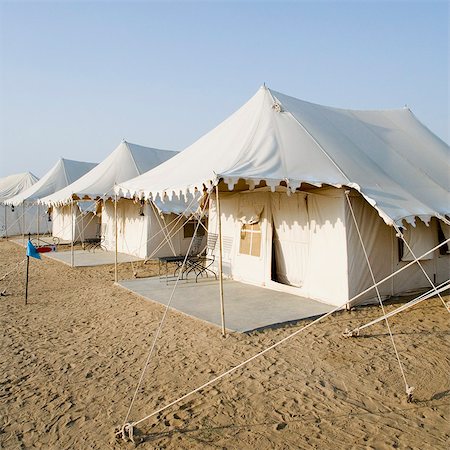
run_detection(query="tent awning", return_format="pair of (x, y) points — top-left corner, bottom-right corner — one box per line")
(115, 86), (450, 226)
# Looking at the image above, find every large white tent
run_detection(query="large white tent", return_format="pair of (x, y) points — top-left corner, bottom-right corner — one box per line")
(5, 158), (97, 239)
(39, 141), (180, 254)
(0, 172), (43, 237)
(115, 86), (450, 306)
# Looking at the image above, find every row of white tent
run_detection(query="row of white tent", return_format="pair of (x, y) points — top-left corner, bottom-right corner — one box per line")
(1, 86), (449, 307)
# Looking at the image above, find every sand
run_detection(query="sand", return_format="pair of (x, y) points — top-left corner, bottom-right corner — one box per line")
(0, 239), (449, 449)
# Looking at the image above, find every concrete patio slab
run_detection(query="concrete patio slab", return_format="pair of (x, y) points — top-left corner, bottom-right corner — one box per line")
(8, 236), (141, 267)
(44, 249), (141, 267)
(118, 277), (334, 333)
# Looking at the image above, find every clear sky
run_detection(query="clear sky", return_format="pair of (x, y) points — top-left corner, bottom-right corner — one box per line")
(0, 0), (448, 178)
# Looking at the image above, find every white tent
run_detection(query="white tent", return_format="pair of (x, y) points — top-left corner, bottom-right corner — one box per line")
(5, 158), (97, 206)
(101, 198), (195, 259)
(0, 172), (43, 237)
(115, 86), (450, 306)
(39, 141), (179, 251)
(4, 158), (97, 240)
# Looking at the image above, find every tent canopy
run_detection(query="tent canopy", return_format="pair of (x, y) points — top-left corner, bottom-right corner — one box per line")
(39, 141), (177, 206)
(0, 172), (39, 202)
(115, 86), (449, 226)
(5, 158), (97, 206)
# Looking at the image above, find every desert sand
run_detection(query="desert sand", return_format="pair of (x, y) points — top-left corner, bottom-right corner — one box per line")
(0, 239), (449, 449)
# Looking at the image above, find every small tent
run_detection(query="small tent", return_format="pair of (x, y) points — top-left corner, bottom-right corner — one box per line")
(116, 86), (450, 306)
(5, 158), (97, 240)
(0, 172), (44, 237)
(39, 141), (181, 255)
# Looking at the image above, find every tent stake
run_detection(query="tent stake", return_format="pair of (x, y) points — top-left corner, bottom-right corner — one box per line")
(215, 185), (226, 337)
(114, 193), (118, 283)
(70, 199), (74, 267)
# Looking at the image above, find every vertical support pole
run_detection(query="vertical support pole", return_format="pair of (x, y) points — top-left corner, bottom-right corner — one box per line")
(36, 203), (40, 244)
(71, 199), (75, 267)
(114, 194), (118, 283)
(25, 234), (30, 305)
(215, 185), (226, 337)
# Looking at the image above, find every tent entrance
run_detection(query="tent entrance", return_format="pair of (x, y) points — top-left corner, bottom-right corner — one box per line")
(270, 192), (310, 288)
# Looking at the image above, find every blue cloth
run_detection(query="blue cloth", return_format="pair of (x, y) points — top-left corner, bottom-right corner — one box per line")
(26, 241), (41, 260)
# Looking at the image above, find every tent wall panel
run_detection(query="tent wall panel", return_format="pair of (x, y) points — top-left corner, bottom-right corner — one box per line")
(232, 191), (271, 286)
(209, 188), (349, 306)
(1, 204), (51, 237)
(271, 192), (309, 287)
(52, 205), (97, 242)
(208, 193), (239, 278)
(103, 199), (186, 259)
(301, 190), (348, 305)
(392, 218), (447, 295)
(436, 253), (449, 285)
(346, 195), (394, 304)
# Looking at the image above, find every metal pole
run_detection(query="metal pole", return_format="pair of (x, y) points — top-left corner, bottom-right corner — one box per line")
(71, 199), (75, 267)
(215, 185), (226, 337)
(114, 194), (118, 283)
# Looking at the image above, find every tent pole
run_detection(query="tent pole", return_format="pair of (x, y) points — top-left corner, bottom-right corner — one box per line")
(114, 194), (118, 283)
(36, 204), (40, 244)
(71, 199), (75, 267)
(216, 185), (226, 337)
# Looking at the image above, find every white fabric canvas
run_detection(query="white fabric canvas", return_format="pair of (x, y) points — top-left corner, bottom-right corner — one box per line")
(0, 172), (47, 237)
(40, 141), (177, 206)
(208, 188), (350, 306)
(0, 172), (38, 201)
(102, 199), (191, 259)
(116, 86), (449, 227)
(52, 204), (98, 242)
(5, 159), (97, 206)
(209, 188), (448, 306)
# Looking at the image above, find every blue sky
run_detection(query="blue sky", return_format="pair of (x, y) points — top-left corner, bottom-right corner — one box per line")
(0, 0), (448, 177)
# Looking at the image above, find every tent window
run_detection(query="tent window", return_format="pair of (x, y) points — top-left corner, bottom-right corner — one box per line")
(239, 223), (261, 257)
(183, 220), (206, 238)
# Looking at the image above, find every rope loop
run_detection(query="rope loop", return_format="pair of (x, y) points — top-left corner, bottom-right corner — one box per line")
(342, 327), (359, 338)
(115, 422), (135, 444)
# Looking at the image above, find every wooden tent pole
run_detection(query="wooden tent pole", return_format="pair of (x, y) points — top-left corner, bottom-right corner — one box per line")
(70, 199), (74, 267)
(114, 194), (118, 283)
(215, 185), (226, 337)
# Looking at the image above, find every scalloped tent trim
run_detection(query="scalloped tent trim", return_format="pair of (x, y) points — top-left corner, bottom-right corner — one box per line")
(114, 86), (449, 227)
